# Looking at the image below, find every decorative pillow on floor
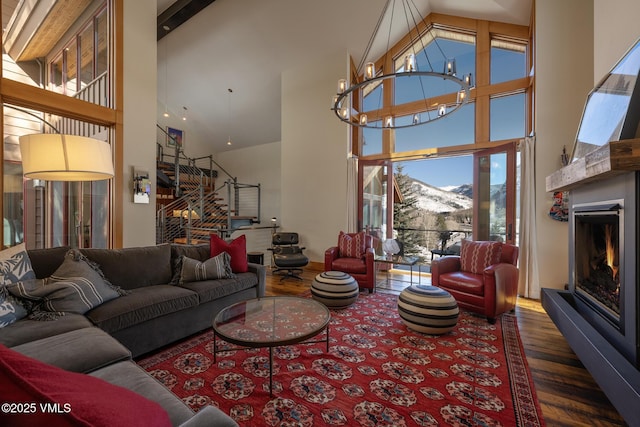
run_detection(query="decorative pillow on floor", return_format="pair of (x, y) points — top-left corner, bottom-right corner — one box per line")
(210, 234), (248, 273)
(460, 240), (503, 274)
(0, 344), (171, 427)
(7, 249), (127, 319)
(179, 252), (235, 284)
(338, 231), (366, 259)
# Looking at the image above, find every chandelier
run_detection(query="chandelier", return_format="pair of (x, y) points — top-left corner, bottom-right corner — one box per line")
(332, 0), (473, 129)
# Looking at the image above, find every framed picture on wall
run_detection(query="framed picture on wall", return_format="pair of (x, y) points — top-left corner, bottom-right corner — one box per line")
(167, 127), (184, 148)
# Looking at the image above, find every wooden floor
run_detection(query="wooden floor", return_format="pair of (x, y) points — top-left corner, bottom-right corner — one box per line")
(265, 266), (626, 427)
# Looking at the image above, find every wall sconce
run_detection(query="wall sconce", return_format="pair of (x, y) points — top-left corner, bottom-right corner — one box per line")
(133, 167), (151, 204)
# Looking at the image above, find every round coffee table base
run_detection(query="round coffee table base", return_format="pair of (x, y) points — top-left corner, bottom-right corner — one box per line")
(398, 285), (459, 335)
(311, 271), (359, 308)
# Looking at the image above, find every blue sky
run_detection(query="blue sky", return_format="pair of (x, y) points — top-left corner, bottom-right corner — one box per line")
(397, 156), (473, 188)
(363, 40), (525, 189)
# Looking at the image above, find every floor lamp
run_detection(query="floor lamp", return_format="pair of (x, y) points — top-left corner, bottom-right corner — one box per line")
(19, 134), (114, 181)
(18, 133), (114, 248)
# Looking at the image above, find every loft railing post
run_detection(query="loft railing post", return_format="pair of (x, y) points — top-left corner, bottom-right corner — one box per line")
(173, 144), (181, 196)
(186, 202), (193, 245)
(199, 171), (205, 216)
(233, 177), (239, 218)
(227, 179), (232, 235)
(157, 205), (166, 244)
(209, 155), (214, 191)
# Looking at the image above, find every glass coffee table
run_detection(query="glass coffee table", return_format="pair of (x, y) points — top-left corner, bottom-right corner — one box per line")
(375, 254), (420, 290)
(212, 296), (331, 396)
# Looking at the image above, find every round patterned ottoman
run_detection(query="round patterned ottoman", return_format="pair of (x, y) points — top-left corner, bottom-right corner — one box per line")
(311, 271), (359, 308)
(397, 284), (459, 334)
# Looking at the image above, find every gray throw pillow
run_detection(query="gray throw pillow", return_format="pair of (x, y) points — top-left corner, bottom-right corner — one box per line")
(179, 252), (235, 284)
(8, 249), (127, 318)
(0, 243), (36, 327)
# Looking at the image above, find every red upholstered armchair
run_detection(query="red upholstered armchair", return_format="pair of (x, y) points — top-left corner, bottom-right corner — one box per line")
(325, 232), (376, 292)
(431, 240), (519, 323)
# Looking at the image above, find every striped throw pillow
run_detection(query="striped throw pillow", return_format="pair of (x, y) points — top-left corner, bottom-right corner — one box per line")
(460, 240), (503, 274)
(179, 252), (235, 284)
(338, 231), (366, 259)
(8, 250), (126, 318)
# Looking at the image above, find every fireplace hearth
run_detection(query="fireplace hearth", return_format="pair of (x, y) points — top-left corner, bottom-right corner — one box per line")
(543, 170), (640, 426)
(543, 38), (640, 424)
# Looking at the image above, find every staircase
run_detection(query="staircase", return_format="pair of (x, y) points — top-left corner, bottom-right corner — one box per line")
(155, 133), (261, 245)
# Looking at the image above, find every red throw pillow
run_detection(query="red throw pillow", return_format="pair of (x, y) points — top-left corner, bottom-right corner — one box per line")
(338, 231), (366, 259)
(460, 240), (503, 274)
(0, 345), (171, 427)
(210, 234), (248, 273)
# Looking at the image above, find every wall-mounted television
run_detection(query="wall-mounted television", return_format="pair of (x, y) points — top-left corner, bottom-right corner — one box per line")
(571, 38), (640, 162)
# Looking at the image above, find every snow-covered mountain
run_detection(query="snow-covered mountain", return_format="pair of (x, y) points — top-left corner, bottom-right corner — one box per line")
(409, 178), (473, 213)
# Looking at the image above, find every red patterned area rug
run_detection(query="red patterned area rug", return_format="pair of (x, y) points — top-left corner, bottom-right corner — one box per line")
(138, 292), (545, 427)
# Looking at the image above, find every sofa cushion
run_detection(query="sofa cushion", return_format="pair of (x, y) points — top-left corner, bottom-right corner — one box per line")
(210, 234), (248, 273)
(170, 244), (211, 284)
(0, 345), (171, 427)
(338, 231), (366, 259)
(0, 313), (92, 348)
(179, 252), (235, 284)
(460, 240), (503, 274)
(439, 271), (485, 296)
(26, 246), (71, 279)
(332, 257), (367, 274)
(11, 327), (131, 374)
(85, 285), (199, 333)
(171, 243), (210, 262)
(8, 250), (126, 318)
(81, 244), (172, 290)
(90, 361), (193, 427)
(179, 272), (258, 303)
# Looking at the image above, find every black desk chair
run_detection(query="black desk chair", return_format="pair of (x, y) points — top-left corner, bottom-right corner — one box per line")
(269, 232), (309, 281)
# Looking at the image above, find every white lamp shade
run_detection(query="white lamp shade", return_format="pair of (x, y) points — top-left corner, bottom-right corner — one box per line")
(19, 134), (114, 181)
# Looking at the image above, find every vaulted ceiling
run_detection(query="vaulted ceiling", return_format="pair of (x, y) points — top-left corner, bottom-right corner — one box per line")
(156, 0), (531, 153)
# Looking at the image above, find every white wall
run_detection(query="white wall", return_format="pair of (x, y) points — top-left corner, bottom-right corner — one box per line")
(594, 0), (640, 82)
(121, 0), (157, 247)
(215, 141), (281, 262)
(280, 51), (351, 263)
(534, 0), (593, 290)
(216, 141), (282, 225)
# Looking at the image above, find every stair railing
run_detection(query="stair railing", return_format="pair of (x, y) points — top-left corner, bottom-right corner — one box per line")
(155, 128), (262, 244)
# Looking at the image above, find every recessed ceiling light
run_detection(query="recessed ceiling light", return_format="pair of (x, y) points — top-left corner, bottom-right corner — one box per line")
(163, 25), (170, 31)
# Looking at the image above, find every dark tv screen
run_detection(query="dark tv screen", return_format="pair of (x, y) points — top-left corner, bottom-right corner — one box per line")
(571, 39), (640, 162)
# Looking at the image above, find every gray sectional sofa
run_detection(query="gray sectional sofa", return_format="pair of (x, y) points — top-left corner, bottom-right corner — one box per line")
(0, 243), (266, 426)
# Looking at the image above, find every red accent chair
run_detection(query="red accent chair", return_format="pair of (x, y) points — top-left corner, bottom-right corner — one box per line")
(324, 233), (376, 292)
(431, 241), (519, 323)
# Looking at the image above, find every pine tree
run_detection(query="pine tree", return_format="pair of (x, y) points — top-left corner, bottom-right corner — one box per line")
(393, 164), (423, 259)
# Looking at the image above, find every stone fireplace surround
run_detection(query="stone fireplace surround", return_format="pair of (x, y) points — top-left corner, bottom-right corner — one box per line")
(543, 139), (640, 426)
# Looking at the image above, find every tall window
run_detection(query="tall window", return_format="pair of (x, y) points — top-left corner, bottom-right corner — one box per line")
(357, 16), (529, 247)
(48, 6), (109, 105)
(2, 1), (115, 249)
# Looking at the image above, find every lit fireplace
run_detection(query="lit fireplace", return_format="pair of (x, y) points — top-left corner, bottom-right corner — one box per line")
(573, 205), (621, 324)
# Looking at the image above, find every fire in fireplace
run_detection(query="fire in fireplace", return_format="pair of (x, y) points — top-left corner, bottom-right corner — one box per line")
(573, 204), (621, 324)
